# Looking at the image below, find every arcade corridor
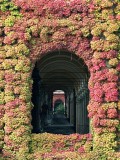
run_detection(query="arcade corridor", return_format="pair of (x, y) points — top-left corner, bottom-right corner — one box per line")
(31, 51), (90, 134)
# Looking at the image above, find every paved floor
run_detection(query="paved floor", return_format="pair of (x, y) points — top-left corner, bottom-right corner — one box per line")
(44, 113), (75, 135)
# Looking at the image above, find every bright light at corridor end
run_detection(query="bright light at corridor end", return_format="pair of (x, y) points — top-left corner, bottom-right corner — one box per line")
(53, 90), (65, 94)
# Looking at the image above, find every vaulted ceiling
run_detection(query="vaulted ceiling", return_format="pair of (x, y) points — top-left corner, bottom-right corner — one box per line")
(36, 51), (89, 93)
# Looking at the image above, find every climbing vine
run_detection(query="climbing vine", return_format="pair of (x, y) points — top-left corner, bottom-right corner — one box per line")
(0, 0), (120, 159)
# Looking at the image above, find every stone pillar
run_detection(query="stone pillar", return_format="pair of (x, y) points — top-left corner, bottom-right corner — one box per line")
(76, 79), (84, 133)
(64, 95), (67, 116)
(75, 82), (89, 134)
(70, 91), (74, 125)
(81, 91), (89, 134)
(65, 95), (69, 118)
(79, 97), (84, 134)
(76, 97), (81, 133)
(31, 67), (41, 133)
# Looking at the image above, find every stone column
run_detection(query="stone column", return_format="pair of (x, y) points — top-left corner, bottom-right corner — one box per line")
(70, 91), (74, 125)
(64, 94), (67, 116)
(76, 97), (81, 133)
(76, 88), (89, 134)
(79, 96), (84, 134)
(81, 91), (89, 134)
(65, 95), (69, 119)
(31, 68), (41, 133)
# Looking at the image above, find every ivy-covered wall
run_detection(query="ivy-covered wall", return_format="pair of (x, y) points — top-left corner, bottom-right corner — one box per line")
(0, 0), (120, 159)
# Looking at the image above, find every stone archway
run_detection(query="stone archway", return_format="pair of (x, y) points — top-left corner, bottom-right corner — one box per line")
(31, 50), (90, 135)
(53, 91), (65, 114)
(0, 0), (120, 159)
(53, 91), (65, 108)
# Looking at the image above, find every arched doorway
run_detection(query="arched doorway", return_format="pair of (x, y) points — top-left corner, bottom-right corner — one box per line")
(53, 90), (65, 114)
(31, 51), (90, 134)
